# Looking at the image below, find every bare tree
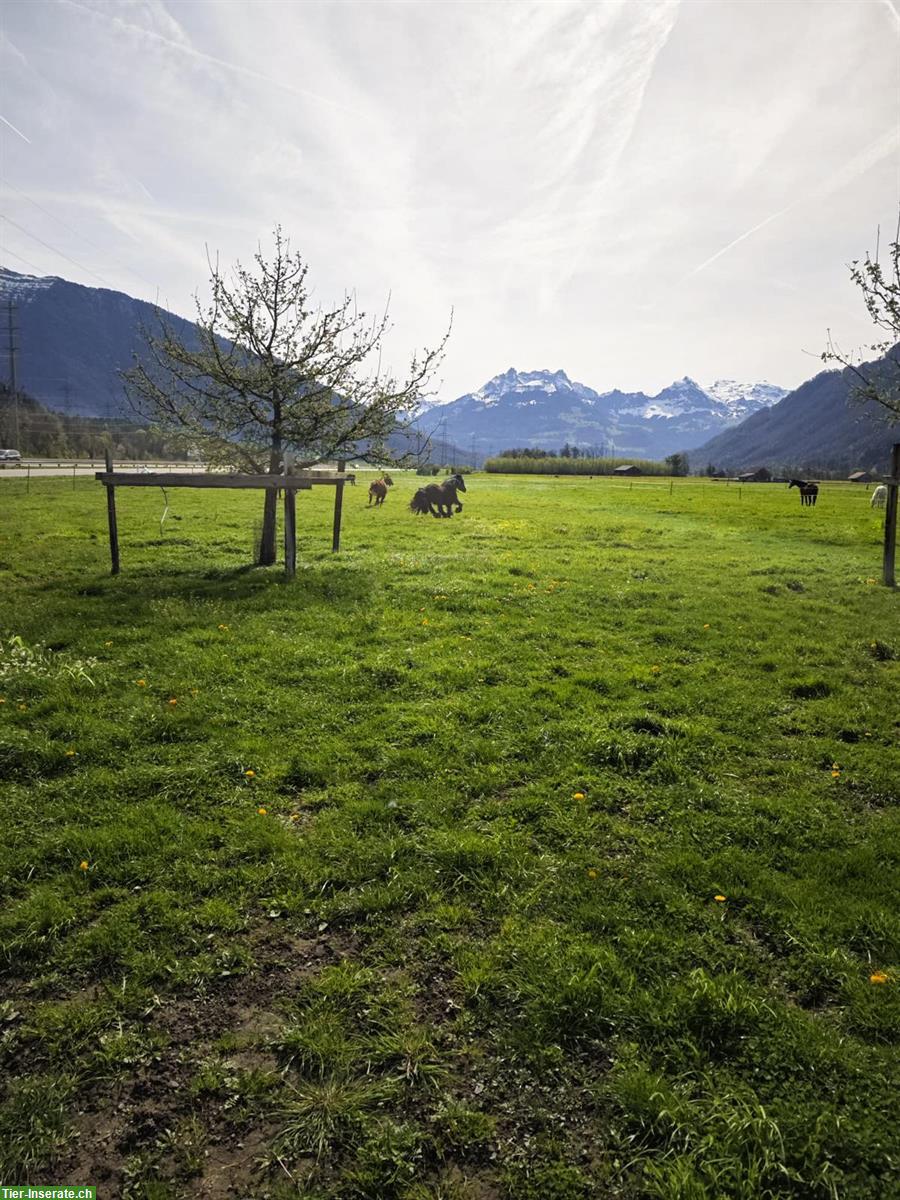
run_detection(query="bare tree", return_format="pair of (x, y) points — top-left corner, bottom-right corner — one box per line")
(822, 217), (900, 423)
(124, 227), (450, 564)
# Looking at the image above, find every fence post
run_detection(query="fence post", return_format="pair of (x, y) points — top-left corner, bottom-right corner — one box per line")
(284, 479), (297, 579)
(332, 459), (346, 552)
(104, 449), (120, 575)
(883, 442), (900, 588)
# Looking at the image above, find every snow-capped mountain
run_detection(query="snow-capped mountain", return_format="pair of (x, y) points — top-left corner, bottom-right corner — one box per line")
(704, 379), (788, 421)
(418, 369), (786, 460)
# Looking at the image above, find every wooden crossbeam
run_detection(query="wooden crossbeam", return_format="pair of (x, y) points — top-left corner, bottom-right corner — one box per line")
(93, 471), (354, 489)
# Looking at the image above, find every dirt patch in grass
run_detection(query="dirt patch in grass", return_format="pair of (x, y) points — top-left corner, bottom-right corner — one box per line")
(54, 923), (358, 1197)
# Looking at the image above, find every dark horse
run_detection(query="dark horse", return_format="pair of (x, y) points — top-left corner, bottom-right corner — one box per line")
(409, 473), (467, 518)
(368, 474), (394, 506)
(789, 479), (819, 507)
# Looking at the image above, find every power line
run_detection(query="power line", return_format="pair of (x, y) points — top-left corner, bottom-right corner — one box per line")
(1, 246), (45, 275)
(1, 182), (160, 293)
(0, 214), (112, 286)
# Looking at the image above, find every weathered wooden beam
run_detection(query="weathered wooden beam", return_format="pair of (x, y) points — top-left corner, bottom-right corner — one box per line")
(104, 449), (120, 576)
(332, 458), (346, 552)
(91, 472), (357, 489)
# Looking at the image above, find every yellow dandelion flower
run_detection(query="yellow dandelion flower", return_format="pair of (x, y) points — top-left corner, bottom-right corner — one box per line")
(168, 698), (177, 706)
(651, 665), (661, 673)
(218, 624), (229, 631)
(831, 770), (841, 778)
(244, 769), (255, 778)
(104, 641), (113, 647)
(289, 813), (300, 822)
(18, 704), (27, 711)
(703, 623), (710, 629)
(79, 860), (89, 871)
(0, 698), (5, 704)
(573, 791), (585, 801)
(714, 894), (726, 903)
(257, 807), (267, 815)
(832, 763), (840, 769)
(65, 749), (76, 757)
(136, 679), (146, 687)
(870, 971), (888, 985)
(587, 868), (598, 879)
(422, 618), (429, 625)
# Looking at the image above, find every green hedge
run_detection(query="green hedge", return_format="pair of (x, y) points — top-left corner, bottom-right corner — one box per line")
(484, 455), (669, 476)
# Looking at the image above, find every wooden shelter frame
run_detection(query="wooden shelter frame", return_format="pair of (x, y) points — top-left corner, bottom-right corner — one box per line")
(96, 451), (354, 578)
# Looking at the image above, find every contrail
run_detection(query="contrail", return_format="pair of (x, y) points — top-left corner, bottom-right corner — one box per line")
(0, 115), (31, 143)
(686, 204), (795, 279)
(686, 127), (900, 280)
(58, 0), (368, 121)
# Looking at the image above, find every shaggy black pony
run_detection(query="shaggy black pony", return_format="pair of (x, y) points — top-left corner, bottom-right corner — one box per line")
(409, 473), (467, 518)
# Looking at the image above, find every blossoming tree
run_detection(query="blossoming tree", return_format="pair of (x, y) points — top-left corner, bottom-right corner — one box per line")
(124, 227), (450, 565)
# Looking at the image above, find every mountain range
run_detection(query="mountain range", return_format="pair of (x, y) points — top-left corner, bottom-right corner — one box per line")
(420, 368), (788, 459)
(1, 267), (896, 471)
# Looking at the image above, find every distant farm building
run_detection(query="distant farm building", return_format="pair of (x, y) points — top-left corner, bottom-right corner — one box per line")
(848, 471), (874, 483)
(737, 468), (772, 483)
(613, 464), (641, 476)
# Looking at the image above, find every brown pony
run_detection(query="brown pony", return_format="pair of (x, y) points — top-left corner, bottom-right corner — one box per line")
(409, 473), (467, 518)
(368, 474), (394, 506)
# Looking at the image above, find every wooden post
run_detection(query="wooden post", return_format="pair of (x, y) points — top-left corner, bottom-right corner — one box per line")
(104, 449), (120, 575)
(284, 487), (297, 578)
(883, 442), (900, 588)
(332, 459), (346, 552)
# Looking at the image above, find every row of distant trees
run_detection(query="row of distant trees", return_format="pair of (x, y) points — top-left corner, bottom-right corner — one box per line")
(489, 448), (691, 475)
(485, 453), (673, 476)
(0, 385), (183, 460)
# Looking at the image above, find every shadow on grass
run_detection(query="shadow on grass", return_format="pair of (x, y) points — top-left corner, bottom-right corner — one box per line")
(39, 557), (375, 623)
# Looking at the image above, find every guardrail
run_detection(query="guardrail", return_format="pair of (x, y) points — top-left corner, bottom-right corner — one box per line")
(0, 460), (199, 469)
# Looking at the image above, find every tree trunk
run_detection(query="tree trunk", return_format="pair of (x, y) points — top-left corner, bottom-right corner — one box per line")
(258, 488), (278, 565)
(258, 421), (283, 566)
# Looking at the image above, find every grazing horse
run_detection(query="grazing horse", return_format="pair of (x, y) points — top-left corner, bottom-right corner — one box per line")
(789, 479), (819, 507)
(368, 474), (394, 506)
(871, 484), (888, 509)
(409, 473), (467, 518)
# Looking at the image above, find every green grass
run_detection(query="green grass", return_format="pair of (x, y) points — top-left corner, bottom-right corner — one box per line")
(0, 472), (897, 1198)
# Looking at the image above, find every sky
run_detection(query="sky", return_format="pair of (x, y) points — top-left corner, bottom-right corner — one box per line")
(1, 0), (898, 400)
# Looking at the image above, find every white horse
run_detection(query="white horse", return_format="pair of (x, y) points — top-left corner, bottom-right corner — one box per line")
(871, 485), (887, 509)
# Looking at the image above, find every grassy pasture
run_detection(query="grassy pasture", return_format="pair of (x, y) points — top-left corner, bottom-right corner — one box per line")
(0, 472), (897, 1199)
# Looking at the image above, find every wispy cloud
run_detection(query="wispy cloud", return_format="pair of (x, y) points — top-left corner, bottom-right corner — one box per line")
(58, 0), (370, 120)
